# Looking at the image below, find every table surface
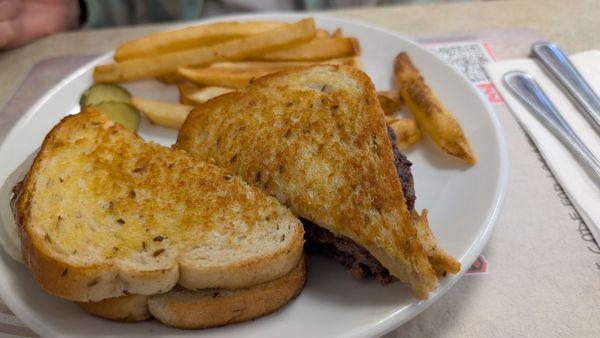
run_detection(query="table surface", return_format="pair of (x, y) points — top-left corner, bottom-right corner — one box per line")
(1, 0), (600, 337)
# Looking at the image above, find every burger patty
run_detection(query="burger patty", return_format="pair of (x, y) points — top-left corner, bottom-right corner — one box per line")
(303, 126), (415, 284)
(388, 126), (416, 211)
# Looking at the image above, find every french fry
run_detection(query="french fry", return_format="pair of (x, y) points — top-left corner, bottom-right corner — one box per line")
(179, 56), (363, 88)
(385, 116), (398, 124)
(394, 52), (476, 164)
(94, 18), (317, 83)
(179, 67), (275, 88)
(377, 90), (403, 115)
(208, 56), (361, 70)
(178, 83), (234, 105)
(252, 37), (360, 61)
(331, 28), (343, 38)
(412, 209), (460, 276)
(177, 82), (201, 105)
(315, 29), (330, 38)
(115, 21), (287, 62)
(389, 118), (422, 150)
(156, 73), (187, 84)
(131, 97), (193, 129)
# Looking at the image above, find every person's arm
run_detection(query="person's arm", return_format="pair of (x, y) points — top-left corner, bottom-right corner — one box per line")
(0, 0), (81, 49)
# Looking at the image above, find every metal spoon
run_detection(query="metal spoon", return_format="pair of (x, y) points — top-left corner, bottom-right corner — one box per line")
(503, 71), (600, 182)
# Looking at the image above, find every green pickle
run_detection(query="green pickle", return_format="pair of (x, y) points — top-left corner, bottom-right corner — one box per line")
(80, 84), (140, 131)
(94, 102), (140, 131)
(80, 84), (131, 106)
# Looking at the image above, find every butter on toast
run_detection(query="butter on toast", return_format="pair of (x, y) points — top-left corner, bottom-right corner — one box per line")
(176, 65), (459, 299)
(13, 108), (304, 302)
(78, 256), (306, 328)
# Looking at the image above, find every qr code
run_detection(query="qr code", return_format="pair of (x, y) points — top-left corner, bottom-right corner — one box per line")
(424, 40), (503, 103)
(429, 42), (493, 83)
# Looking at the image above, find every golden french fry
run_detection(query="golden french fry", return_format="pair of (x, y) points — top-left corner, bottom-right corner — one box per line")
(394, 52), (476, 164)
(179, 67), (275, 88)
(412, 209), (461, 276)
(180, 55), (364, 89)
(331, 28), (343, 38)
(389, 118), (421, 150)
(115, 21), (287, 62)
(315, 29), (330, 38)
(377, 90), (403, 115)
(178, 83), (234, 105)
(177, 82), (201, 105)
(208, 56), (360, 70)
(94, 18), (316, 83)
(385, 116), (398, 125)
(252, 37), (360, 61)
(131, 97), (194, 129)
(156, 73), (187, 84)
(178, 55), (363, 88)
(350, 56), (363, 69)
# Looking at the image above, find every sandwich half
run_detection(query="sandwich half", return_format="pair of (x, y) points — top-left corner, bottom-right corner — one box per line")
(78, 256), (306, 328)
(11, 108), (305, 327)
(175, 65), (460, 299)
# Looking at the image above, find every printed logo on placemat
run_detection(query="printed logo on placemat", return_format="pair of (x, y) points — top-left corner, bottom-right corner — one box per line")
(476, 83), (503, 104)
(466, 255), (488, 274)
(425, 40), (503, 104)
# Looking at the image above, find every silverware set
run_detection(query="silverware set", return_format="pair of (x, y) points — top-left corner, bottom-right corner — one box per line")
(503, 42), (600, 182)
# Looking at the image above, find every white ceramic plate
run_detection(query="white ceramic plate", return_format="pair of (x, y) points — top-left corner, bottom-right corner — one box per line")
(0, 13), (508, 338)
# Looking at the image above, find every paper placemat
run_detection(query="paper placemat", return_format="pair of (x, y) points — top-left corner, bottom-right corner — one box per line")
(1, 28), (599, 338)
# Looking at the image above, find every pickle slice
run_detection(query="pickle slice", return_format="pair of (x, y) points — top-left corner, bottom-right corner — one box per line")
(94, 102), (140, 131)
(80, 84), (131, 107)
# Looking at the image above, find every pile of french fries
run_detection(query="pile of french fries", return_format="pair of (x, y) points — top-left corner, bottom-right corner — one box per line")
(94, 18), (363, 128)
(92, 18), (474, 163)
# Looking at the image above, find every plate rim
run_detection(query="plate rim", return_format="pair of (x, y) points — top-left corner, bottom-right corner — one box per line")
(0, 12), (509, 338)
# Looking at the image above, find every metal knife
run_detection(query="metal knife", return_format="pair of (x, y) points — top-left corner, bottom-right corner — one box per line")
(531, 42), (600, 135)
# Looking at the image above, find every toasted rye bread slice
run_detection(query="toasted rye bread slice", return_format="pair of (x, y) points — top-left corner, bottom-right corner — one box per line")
(175, 65), (453, 299)
(14, 108), (304, 302)
(77, 293), (151, 322)
(78, 256), (306, 328)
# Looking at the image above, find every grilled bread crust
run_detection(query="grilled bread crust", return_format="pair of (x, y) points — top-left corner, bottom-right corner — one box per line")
(77, 293), (151, 322)
(176, 66), (446, 298)
(14, 108), (304, 302)
(78, 256), (306, 328)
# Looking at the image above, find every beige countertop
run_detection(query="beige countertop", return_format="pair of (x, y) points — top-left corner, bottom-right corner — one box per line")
(0, 0), (598, 106)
